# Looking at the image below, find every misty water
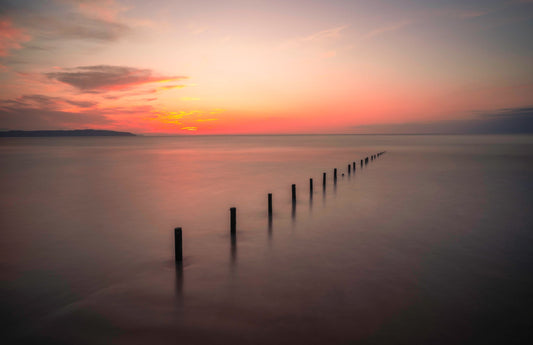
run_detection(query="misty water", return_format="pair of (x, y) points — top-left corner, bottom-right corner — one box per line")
(1, 135), (532, 344)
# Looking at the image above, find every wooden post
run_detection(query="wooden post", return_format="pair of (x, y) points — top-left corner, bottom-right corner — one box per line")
(360, 159), (363, 167)
(353, 162), (355, 171)
(348, 164), (351, 175)
(334, 168), (337, 182)
(309, 178), (313, 195)
(323, 172), (326, 188)
(268, 193), (272, 218)
(292, 184), (296, 203)
(174, 227), (183, 262)
(230, 207), (236, 234)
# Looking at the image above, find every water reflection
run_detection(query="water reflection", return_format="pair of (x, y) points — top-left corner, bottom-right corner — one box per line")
(175, 263), (184, 302)
(230, 233), (237, 266)
(291, 200), (296, 220)
(268, 215), (273, 240)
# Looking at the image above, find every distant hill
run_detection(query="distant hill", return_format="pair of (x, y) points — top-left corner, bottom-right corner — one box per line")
(0, 129), (136, 137)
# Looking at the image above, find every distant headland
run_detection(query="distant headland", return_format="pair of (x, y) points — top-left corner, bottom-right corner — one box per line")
(0, 129), (136, 137)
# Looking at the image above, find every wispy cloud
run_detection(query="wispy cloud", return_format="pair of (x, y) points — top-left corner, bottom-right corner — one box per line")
(0, 94), (96, 111)
(0, 107), (112, 130)
(0, 18), (31, 56)
(34, 14), (130, 41)
(279, 25), (348, 50)
(187, 22), (209, 35)
(3, 0), (131, 44)
(350, 106), (533, 134)
(46, 65), (188, 92)
(363, 20), (410, 39)
(302, 25), (348, 42)
(62, 0), (130, 22)
(158, 84), (187, 91)
(148, 109), (223, 130)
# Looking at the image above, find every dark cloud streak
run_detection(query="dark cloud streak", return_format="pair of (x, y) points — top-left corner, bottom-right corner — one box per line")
(46, 65), (187, 92)
(0, 94), (96, 110)
(0, 107), (112, 130)
(24, 13), (129, 42)
(2, 0), (130, 43)
(351, 106), (533, 134)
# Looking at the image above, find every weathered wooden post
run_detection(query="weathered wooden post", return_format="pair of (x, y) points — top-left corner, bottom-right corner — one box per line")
(360, 159), (363, 167)
(309, 178), (313, 195)
(334, 168), (337, 183)
(292, 184), (296, 204)
(268, 193), (272, 218)
(230, 207), (236, 234)
(348, 164), (351, 175)
(353, 162), (355, 171)
(323, 172), (326, 188)
(174, 227), (183, 262)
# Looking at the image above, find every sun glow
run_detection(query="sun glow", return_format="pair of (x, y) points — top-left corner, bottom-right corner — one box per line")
(0, 0), (531, 134)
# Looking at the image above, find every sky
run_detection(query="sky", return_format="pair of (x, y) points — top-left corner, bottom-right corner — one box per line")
(0, 0), (532, 134)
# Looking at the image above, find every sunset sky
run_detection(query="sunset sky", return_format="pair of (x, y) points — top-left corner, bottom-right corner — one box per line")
(1, 0), (532, 134)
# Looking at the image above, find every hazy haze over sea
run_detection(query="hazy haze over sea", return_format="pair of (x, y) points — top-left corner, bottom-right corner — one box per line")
(1, 135), (532, 344)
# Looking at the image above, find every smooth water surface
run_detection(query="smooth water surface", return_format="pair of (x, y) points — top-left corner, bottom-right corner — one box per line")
(1, 135), (532, 344)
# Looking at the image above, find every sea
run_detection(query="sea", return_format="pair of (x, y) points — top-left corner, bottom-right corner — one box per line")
(1, 134), (532, 344)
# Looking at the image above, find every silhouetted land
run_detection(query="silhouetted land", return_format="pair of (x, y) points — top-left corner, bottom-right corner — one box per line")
(0, 129), (136, 137)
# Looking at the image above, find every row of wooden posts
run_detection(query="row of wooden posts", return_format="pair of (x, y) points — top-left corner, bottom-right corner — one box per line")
(174, 151), (386, 262)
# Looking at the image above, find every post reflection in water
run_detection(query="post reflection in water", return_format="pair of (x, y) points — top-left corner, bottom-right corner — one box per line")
(268, 215), (273, 240)
(175, 263), (184, 303)
(230, 233), (237, 267)
(291, 200), (296, 220)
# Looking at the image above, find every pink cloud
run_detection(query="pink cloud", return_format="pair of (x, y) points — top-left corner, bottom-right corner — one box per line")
(46, 65), (188, 92)
(0, 18), (31, 57)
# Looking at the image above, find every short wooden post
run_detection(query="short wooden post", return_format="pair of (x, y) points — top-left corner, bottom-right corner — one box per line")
(334, 168), (337, 182)
(360, 159), (363, 167)
(174, 227), (183, 262)
(323, 172), (326, 188)
(309, 178), (313, 195)
(353, 162), (355, 171)
(292, 184), (296, 203)
(268, 193), (272, 218)
(348, 164), (351, 175)
(230, 207), (236, 234)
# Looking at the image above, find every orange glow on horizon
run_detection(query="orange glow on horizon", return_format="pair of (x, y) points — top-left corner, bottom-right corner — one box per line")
(0, 0), (531, 134)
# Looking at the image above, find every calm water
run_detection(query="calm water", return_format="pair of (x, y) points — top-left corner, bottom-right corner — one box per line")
(1, 135), (532, 344)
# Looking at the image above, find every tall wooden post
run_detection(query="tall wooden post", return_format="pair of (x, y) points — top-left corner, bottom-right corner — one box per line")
(174, 227), (183, 262)
(292, 184), (296, 204)
(230, 207), (236, 234)
(268, 193), (272, 218)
